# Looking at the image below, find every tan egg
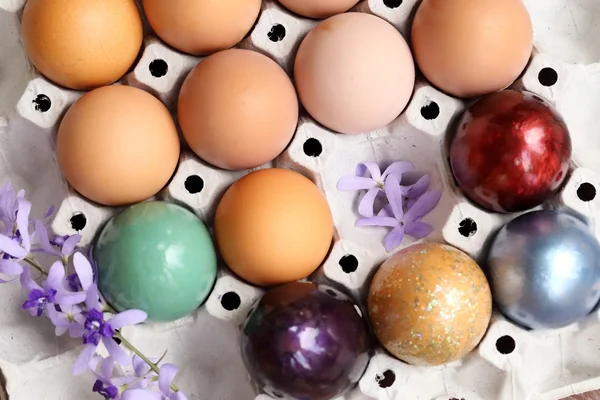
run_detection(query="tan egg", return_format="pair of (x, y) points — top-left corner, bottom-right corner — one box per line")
(215, 169), (333, 287)
(56, 86), (180, 207)
(411, 0), (533, 98)
(21, 0), (143, 90)
(294, 13), (415, 134)
(277, 0), (360, 18)
(178, 49), (299, 170)
(368, 243), (492, 366)
(142, 0), (262, 55)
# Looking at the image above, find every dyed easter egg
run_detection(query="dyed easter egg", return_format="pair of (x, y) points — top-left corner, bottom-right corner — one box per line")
(95, 201), (217, 322)
(368, 243), (492, 366)
(241, 282), (371, 400)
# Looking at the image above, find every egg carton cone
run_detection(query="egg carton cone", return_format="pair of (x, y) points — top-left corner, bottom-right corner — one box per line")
(2, 0), (600, 399)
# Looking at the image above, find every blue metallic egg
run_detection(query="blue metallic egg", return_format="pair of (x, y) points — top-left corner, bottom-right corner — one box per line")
(487, 210), (600, 329)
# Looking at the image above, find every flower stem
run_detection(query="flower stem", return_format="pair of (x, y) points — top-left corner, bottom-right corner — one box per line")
(24, 257), (47, 276)
(114, 332), (179, 393)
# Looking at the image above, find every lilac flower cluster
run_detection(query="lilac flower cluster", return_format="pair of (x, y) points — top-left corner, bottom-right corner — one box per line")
(0, 182), (187, 400)
(338, 161), (442, 252)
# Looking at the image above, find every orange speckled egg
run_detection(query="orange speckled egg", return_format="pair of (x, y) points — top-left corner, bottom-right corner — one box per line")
(21, 0), (143, 90)
(142, 0), (261, 55)
(57, 85), (180, 207)
(411, 0), (533, 98)
(368, 243), (492, 366)
(215, 168), (333, 287)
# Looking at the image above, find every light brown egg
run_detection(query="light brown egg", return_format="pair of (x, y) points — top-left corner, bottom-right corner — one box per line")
(294, 13), (415, 134)
(56, 86), (180, 206)
(178, 49), (299, 170)
(142, 0), (262, 55)
(411, 0), (533, 98)
(277, 0), (360, 18)
(368, 243), (492, 366)
(21, 0), (143, 90)
(215, 168), (333, 287)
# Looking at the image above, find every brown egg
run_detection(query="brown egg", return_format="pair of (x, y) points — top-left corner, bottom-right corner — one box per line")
(368, 243), (492, 366)
(277, 0), (360, 18)
(215, 168), (333, 287)
(21, 0), (143, 90)
(411, 0), (533, 98)
(57, 86), (180, 206)
(142, 0), (262, 55)
(178, 49), (299, 170)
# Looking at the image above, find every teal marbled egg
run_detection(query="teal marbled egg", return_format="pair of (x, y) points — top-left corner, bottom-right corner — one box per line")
(94, 201), (217, 322)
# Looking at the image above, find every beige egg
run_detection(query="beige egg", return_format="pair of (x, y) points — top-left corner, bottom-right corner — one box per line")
(412, 0), (533, 98)
(277, 0), (360, 18)
(21, 0), (143, 90)
(57, 86), (180, 206)
(368, 243), (492, 366)
(142, 0), (262, 55)
(178, 49), (299, 170)
(294, 13), (415, 134)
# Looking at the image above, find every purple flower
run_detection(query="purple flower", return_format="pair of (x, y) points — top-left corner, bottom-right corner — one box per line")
(50, 303), (85, 337)
(20, 262), (87, 317)
(90, 356), (120, 399)
(356, 175), (442, 252)
(73, 285), (147, 376)
(121, 364), (188, 400)
(0, 258), (22, 283)
(337, 161), (415, 217)
(0, 190), (32, 260)
(33, 219), (81, 258)
(0, 182), (20, 235)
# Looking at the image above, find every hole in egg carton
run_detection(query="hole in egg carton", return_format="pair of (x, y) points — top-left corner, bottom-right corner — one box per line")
(538, 67), (559, 87)
(267, 24), (286, 43)
(16, 77), (82, 129)
(125, 36), (202, 109)
(205, 272), (264, 325)
(322, 240), (379, 291)
(357, 0), (419, 37)
(184, 174), (204, 194)
(549, 168), (600, 224)
(519, 53), (567, 104)
(69, 212), (87, 231)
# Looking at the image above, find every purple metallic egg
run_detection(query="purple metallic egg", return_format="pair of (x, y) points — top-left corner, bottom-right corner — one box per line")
(241, 282), (371, 400)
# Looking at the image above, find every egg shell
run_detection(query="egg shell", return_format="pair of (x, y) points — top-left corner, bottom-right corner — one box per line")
(294, 12), (415, 134)
(277, 0), (360, 18)
(368, 243), (492, 366)
(56, 85), (180, 206)
(178, 49), (299, 170)
(411, 0), (533, 98)
(142, 0), (262, 56)
(20, 0), (143, 90)
(214, 168), (333, 287)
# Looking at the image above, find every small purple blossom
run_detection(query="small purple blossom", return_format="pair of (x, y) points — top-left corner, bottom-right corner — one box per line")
(90, 357), (120, 399)
(121, 363), (188, 400)
(356, 175), (442, 252)
(94, 379), (119, 399)
(337, 161), (415, 217)
(33, 219), (81, 258)
(0, 190), (32, 260)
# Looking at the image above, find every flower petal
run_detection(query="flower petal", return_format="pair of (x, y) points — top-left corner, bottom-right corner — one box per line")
(358, 187), (380, 218)
(73, 345), (96, 375)
(133, 355), (151, 378)
(0, 259), (23, 276)
(56, 291), (87, 305)
(55, 325), (69, 336)
(121, 389), (163, 400)
(377, 205), (392, 218)
(100, 357), (116, 381)
(158, 364), (178, 395)
(382, 161), (415, 180)
(61, 235), (81, 255)
(44, 205), (55, 219)
(0, 234), (27, 259)
(404, 190), (442, 224)
(404, 175), (431, 199)
(73, 252), (94, 290)
(46, 261), (66, 290)
(384, 175), (404, 221)
(69, 322), (86, 338)
(33, 220), (60, 256)
(16, 195), (31, 251)
(384, 225), (406, 252)
(103, 337), (130, 366)
(85, 284), (101, 310)
(20, 266), (42, 292)
(337, 176), (376, 191)
(355, 217), (398, 228)
(108, 309), (148, 330)
(405, 221), (434, 239)
(355, 162), (382, 181)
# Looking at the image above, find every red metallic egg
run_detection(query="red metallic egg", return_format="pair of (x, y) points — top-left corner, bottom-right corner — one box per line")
(449, 90), (572, 213)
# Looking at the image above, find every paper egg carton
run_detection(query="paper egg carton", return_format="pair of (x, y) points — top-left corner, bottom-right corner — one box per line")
(1, 0), (600, 399)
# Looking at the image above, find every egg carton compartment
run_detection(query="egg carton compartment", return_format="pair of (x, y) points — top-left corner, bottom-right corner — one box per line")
(1, 0), (600, 399)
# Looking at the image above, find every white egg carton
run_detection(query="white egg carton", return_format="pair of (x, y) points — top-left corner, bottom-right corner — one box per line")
(1, 0), (600, 399)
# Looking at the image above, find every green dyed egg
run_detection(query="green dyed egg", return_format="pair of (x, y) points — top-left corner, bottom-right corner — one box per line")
(95, 201), (217, 322)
